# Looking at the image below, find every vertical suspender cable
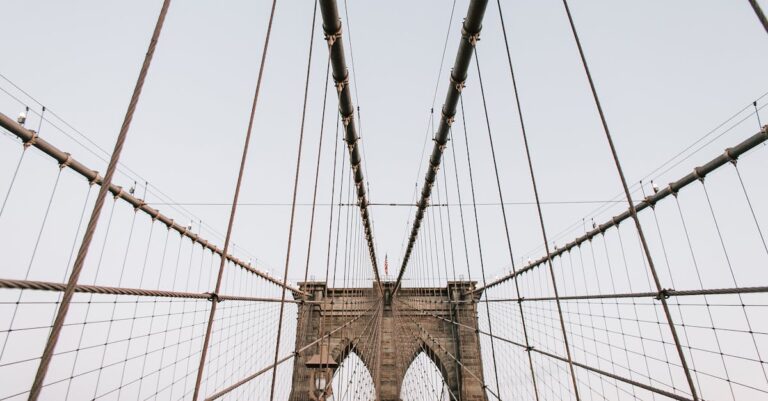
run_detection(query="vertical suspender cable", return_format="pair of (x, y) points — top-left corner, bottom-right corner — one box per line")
(319, 0), (383, 293)
(269, 0), (319, 398)
(560, 1), (699, 399)
(473, 40), (543, 399)
(27, 2), (172, 399)
(395, 0), (489, 293)
(191, 1), (278, 399)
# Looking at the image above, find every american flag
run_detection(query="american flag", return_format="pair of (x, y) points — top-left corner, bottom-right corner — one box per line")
(384, 254), (388, 276)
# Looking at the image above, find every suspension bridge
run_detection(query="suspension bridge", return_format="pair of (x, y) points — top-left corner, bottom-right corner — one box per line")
(1, 0), (768, 400)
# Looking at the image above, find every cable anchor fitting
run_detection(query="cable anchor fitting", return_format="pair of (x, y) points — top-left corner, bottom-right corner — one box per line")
(23, 130), (38, 149)
(461, 24), (481, 46)
(655, 288), (673, 300)
(206, 292), (222, 303)
(324, 23), (342, 47)
(59, 153), (73, 170)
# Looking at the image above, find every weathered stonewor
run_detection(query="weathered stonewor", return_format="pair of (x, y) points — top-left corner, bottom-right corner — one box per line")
(289, 281), (488, 401)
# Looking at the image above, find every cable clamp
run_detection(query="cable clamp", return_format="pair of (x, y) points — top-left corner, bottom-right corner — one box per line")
(655, 288), (673, 300)
(442, 110), (456, 126)
(693, 167), (705, 182)
(517, 297), (524, 304)
(335, 75), (349, 93)
(461, 23), (481, 46)
(23, 130), (38, 149)
(89, 171), (101, 186)
(59, 153), (72, 170)
(324, 23), (342, 47)
(113, 186), (124, 200)
(206, 292), (221, 303)
(643, 196), (657, 210)
(450, 74), (466, 92)
(525, 345), (534, 352)
(342, 114), (353, 127)
(667, 183), (678, 198)
(724, 147), (738, 165)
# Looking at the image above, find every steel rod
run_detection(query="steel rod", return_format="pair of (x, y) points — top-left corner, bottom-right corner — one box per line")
(475, 125), (768, 294)
(394, 0), (489, 292)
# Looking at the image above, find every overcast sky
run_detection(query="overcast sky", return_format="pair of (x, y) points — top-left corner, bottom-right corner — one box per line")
(2, 1), (768, 400)
(0, 0), (766, 284)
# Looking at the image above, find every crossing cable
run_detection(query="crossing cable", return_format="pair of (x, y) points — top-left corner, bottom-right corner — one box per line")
(191, 0), (279, 398)
(395, 0), (489, 293)
(26, 2), (172, 398)
(319, 0), (383, 292)
(559, 1), (700, 398)
(266, 0), (322, 398)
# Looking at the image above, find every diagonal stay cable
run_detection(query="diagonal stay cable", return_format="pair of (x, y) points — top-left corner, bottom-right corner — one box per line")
(559, 0), (699, 398)
(26, 2), (173, 399)
(267, 0), (320, 398)
(191, 1), (279, 399)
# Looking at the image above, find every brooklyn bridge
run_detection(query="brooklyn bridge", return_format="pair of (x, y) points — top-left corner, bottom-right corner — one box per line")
(1, 0), (768, 400)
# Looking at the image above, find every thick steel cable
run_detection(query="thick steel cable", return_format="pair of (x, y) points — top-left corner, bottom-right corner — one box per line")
(26, 2), (172, 398)
(191, 1), (279, 397)
(476, 125), (768, 293)
(395, 0), (489, 292)
(319, 0), (383, 291)
(268, 1), (318, 398)
(749, 0), (768, 35)
(559, 1), (699, 398)
(0, 113), (304, 295)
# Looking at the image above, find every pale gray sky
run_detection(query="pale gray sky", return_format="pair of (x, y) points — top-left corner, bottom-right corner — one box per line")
(1, 1), (768, 400)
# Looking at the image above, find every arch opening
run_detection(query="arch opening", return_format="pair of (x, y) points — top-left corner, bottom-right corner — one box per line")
(331, 350), (375, 401)
(400, 349), (453, 401)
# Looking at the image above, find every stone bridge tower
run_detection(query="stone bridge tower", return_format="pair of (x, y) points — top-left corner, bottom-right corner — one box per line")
(289, 281), (488, 401)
